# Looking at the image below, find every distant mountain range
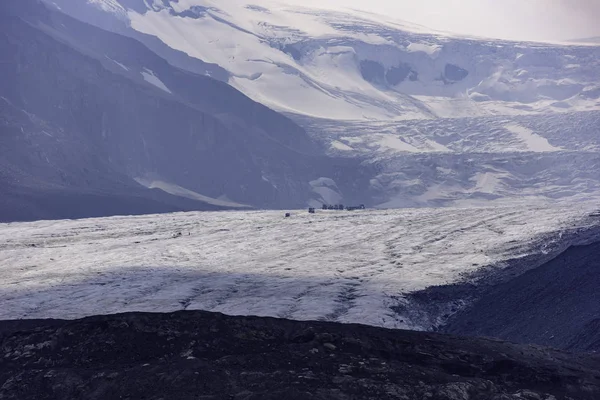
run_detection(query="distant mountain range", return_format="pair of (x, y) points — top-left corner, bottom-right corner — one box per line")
(4, 309), (600, 399)
(571, 36), (600, 44)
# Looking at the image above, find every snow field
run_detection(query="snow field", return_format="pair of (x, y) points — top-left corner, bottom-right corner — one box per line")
(116, 0), (600, 121)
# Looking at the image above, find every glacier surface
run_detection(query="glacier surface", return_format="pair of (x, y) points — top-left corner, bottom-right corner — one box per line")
(2, 206), (599, 329)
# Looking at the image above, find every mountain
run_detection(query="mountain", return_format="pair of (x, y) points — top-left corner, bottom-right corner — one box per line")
(50, 0), (600, 121)
(3, 310), (600, 400)
(571, 36), (600, 45)
(0, 0), (372, 221)
(48, 0), (600, 207)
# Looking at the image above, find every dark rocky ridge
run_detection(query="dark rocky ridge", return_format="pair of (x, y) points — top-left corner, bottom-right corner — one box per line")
(2, 310), (600, 400)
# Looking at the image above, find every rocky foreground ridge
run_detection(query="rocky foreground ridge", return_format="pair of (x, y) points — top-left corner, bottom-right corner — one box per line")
(2, 310), (600, 400)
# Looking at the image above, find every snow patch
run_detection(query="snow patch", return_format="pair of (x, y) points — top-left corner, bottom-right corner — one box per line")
(136, 178), (250, 208)
(87, 0), (126, 17)
(406, 42), (441, 57)
(471, 172), (504, 194)
(141, 68), (172, 94)
(504, 124), (562, 152)
(374, 135), (421, 153)
(330, 140), (354, 151)
(105, 55), (130, 71)
(309, 177), (343, 205)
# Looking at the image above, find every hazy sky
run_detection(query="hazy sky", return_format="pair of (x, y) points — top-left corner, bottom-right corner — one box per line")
(285, 0), (600, 42)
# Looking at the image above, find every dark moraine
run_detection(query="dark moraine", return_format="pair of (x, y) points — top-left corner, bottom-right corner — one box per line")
(2, 311), (600, 399)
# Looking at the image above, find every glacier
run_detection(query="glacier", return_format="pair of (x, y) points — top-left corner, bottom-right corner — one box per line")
(113, 0), (600, 120)
(2, 206), (599, 329)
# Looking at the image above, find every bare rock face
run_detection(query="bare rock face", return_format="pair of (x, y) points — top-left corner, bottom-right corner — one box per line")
(2, 311), (600, 400)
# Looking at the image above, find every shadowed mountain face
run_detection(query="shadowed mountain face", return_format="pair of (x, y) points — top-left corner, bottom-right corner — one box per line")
(443, 241), (600, 354)
(2, 310), (600, 400)
(0, 0), (372, 221)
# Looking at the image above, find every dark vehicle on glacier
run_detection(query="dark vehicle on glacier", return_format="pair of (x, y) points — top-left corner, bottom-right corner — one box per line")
(321, 204), (365, 211)
(346, 204), (366, 211)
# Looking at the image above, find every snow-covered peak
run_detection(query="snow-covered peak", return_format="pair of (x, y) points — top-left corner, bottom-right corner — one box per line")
(81, 0), (600, 121)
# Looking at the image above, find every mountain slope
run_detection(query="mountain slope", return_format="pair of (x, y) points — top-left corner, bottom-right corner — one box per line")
(48, 0), (229, 81)
(444, 241), (600, 353)
(0, 0), (371, 220)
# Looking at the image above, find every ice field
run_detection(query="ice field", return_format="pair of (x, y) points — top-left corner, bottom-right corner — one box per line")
(2, 205), (599, 329)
